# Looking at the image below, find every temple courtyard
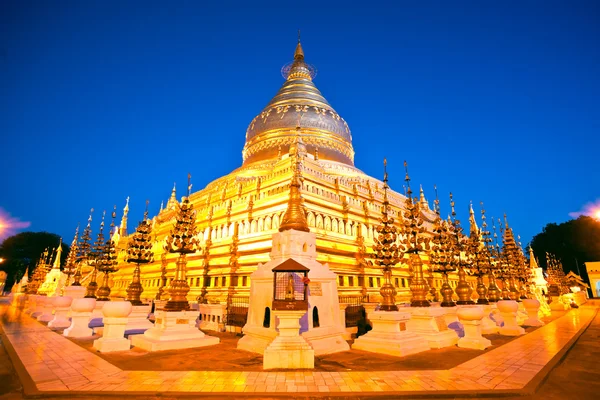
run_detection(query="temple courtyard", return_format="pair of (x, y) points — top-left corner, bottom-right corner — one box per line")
(1, 301), (599, 399)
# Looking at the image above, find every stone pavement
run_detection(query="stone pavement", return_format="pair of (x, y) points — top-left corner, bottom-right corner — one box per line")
(0, 303), (597, 398)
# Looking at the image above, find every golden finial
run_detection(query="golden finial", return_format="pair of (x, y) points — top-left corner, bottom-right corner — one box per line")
(294, 29), (304, 60)
(382, 158), (389, 214)
(403, 160), (412, 198)
(187, 173), (192, 196)
(144, 200), (150, 220)
(433, 184), (440, 215)
(504, 213), (509, 229)
(278, 151), (309, 232)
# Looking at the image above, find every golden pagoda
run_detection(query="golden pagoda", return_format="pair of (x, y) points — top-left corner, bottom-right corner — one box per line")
(110, 38), (473, 304)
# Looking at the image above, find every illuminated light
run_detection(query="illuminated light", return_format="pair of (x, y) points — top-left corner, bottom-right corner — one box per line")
(595, 210), (600, 220)
(0, 208), (31, 241)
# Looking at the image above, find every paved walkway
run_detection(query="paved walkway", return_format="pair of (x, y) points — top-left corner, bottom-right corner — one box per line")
(0, 303), (596, 398)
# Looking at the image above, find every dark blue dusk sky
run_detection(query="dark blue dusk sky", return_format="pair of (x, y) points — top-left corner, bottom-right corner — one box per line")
(1, 1), (599, 247)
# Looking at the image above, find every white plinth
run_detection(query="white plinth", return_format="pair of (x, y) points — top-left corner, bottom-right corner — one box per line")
(63, 298), (96, 338)
(263, 310), (314, 370)
(352, 310), (429, 357)
(481, 305), (499, 334)
(237, 325), (278, 354)
(125, 304), (153, 332)
(457, 306), (492, 350)
(522, 299), (544, 326)
(36, 297), (54, 322)
(30, 296), (45, 318)
(443, 306), (459, 326)
(130, 310), (219, 352)
(407, 307), (459, 349)
(302, 326), (350, 355)
(64, 285), (86, 299)
(549, 296), (569, 311)
(497, 300), (525, 336)
(93, 317), (131, 352)
(48, 297), (73, 329)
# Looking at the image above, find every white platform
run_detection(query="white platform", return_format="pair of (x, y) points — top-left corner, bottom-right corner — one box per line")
(130, 310), (219, 352)
(407, 307), (458, 349)
(352, 310), (429, 357)
(263, 310), (314, 370)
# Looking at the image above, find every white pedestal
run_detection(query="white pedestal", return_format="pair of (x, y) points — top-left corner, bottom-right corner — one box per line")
(48, 307), (71, 329)
(238, 325), (277, 354)
(30, 296), (45, 318)
(36, 297), (54, 322)
(457, 306), (492, 350)
(198, 303), (226, 332)
(549, 296), (569, 311)
(64, 285), (86, 299)
(407, 307), (459, 349)
(443, 306), (459, 326)
(125, 304), (153, 332)
(93, 317), (131, 352)
(481, 305), (499, 334)
(302, 326), (350, 355)
(498, 300), (525, 336)
(353, 310), (429, 357)
(522, 299), (544, 327)
(130, 310), (219, 352)
(362, 303), (379, 327)
(263, 310), (314, 369)
(63, 311), (93, 337)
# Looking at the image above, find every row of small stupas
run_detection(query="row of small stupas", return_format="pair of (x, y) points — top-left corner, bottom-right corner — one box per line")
(23, 39), (552, 305)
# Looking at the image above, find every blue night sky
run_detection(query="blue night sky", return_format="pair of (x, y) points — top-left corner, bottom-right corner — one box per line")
(1, 1), (599, 247)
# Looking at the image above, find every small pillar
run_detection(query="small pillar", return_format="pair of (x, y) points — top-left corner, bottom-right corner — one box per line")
(522, 299), (544, 326)
(352, 310), (429, 357)
(36, 296), (54, 322)
(497, 300), (525, 336)
(30, 295), (45, 318)
(93, 301), (133, 352)
(125, 303), (153, 333)
(480, 304), (499, 334)
(407, 307), (459, 349)
(263, 310), (314, 369)
(457, 306), (492, 350)
(64, 298), (96, 338)
(48, 296), (73, 329)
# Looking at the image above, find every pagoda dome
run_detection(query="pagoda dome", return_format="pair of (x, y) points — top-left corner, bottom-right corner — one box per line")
(242, 40), (355, 167)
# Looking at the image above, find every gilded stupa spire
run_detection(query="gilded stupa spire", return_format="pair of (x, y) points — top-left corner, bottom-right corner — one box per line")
(529, 245), (539, 269)
(372, 158), (400, 311)
(126, 200), (154, 305)
(63, 224), (79, 288)
(419, 185), (429, 210)
(92, 210), (106, 261)
(51, 238), (62, 270)
(164, 174), (200, 312)
(78, 209), (93, 263)
(120, 196), (129, 236)
(469, 201), (480, 238)
(279, 147), (309, 232)
(294, 29), (304, 60)
(96, 206), (119, 301)
(167, 183), (178, 210)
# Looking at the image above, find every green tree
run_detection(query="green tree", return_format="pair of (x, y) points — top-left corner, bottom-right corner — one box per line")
(0, 232), (69, 292)
(531, 216), (600, 285)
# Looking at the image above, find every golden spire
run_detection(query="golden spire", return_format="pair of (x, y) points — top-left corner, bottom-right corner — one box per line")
(294, 29), (304, 60)
(51, 238), (62, 270)
(469, 201), (479, 237)
(278, 149), (309, 232)
(167, 182), (178, 210)
(120, 196), (129, 236)
(529, 245), (539, 269)
(419, 185), (429, 210)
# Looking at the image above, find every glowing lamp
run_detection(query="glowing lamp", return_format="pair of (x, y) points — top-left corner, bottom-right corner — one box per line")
(272, 259), (309, 311)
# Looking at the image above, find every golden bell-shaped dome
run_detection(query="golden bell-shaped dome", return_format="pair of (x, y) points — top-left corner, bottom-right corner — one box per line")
(242, 39), (355, 166)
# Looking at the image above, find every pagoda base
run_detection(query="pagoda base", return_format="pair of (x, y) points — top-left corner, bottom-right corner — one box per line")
(302, 326), (350, 355)
(237, 325), (277, 354)
(63, 311), (93, 338)
(125, 304), (153, 333)
(93, 316), (131, 353)
(352, 311), (429, 357)
(497, 300), (525, 336)
(130, 310), (219, 352)
(407, 307), (458, 349)
(263, 311), (314, 370)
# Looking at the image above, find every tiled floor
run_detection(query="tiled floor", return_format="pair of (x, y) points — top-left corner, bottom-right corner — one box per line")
(0, 304), (595, 397)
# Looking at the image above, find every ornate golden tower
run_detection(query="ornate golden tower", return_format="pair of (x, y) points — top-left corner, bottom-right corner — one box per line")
(126, 201), (154, 305)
